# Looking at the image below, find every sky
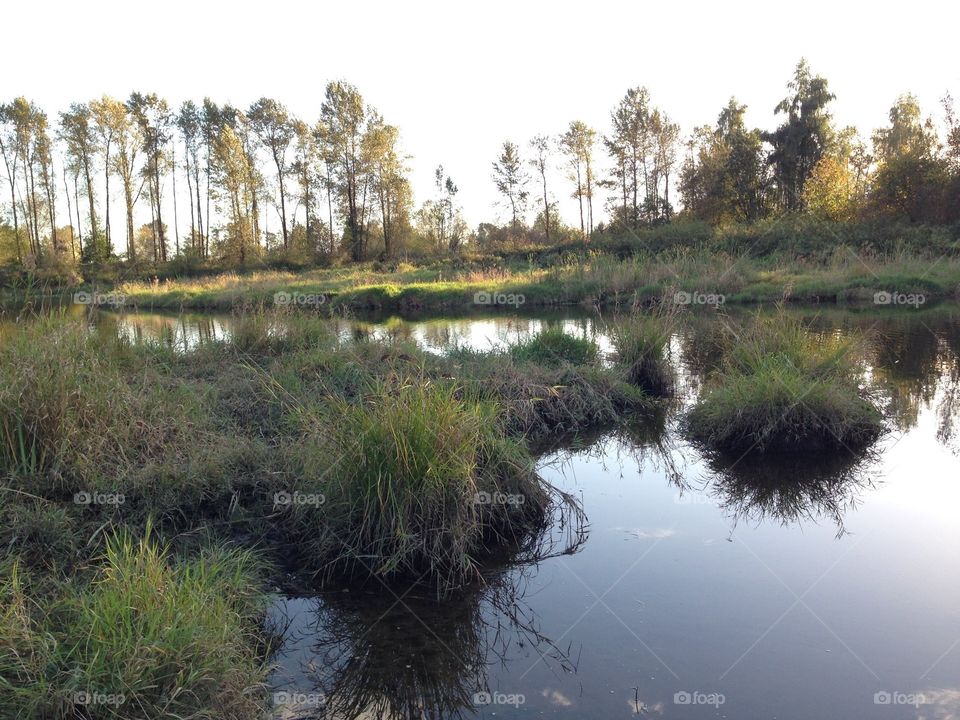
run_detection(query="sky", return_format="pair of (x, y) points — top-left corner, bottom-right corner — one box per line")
(4, 0), (959, 234)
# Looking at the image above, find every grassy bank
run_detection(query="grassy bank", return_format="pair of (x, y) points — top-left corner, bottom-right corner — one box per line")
(90, 248), (960, 313)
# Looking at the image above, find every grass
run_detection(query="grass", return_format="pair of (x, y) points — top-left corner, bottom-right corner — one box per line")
(609, 309), (677, 395)
(685, 309), (885, 454)
(0, 309), (650, 609)
(279, 380), (549, 589)
(15, 223), (948, 314)
(0, 529), (271, 719)
(508, 326), (600, 367)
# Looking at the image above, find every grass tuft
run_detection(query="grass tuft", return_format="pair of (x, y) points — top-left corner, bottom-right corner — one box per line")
(509, 326), (599, 367)
(685, 309), (884, 454)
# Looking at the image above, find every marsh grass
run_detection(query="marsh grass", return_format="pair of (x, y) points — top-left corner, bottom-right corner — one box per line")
(0, 529), (271, 719)
(509, 326), (599, 367)
(278, 379), (549, 591)
(608, 307), (677, 395)
(685, 309), (885, 453)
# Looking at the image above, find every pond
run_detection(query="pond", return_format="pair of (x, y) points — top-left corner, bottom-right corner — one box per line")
(27, 303), (960, 719)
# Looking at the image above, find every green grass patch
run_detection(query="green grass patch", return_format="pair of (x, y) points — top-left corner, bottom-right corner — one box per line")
(509, 326), (599, 367)
(685, 310), (885, 454)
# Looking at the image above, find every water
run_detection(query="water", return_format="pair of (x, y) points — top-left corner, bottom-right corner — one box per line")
(48, 304), (960, 718)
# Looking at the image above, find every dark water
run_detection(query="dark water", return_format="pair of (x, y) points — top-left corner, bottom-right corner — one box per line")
(53, 305), (960, 718)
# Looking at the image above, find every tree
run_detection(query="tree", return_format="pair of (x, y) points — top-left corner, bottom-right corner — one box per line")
(90, 96), (126, 248)
(0, 104), (24, 262)
(871, 94), (948, 221)
(290, 119), (320, 255)
(416, 166), (465, 253)
(320, 81), (369, 261)
(365, 114), (411, 258)
(528, 135), (552, 241)
(491, 141), (529, 232)
(248, 98), (295, 250)
(58, 102), (99, 249)
(127, 92), (172, 262)
(765, 59), (836, 211)
(604, 87), (650, 228)
(177, 101), (206, 256)
(211, 123), (258, 264)
(680, 98), (769, 224)
(560, 121), (597, 240)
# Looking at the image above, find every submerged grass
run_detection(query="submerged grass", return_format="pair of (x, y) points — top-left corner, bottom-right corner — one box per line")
(685, 309), (885, 454)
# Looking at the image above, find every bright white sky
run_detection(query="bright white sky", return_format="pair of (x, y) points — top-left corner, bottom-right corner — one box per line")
(4, 0), (959, 235)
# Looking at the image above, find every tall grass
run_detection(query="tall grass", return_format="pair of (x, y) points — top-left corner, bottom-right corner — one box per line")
(282, 380), (547, 591)
(0, 529), (270, 719)
(608, 308), (677, 395)
(686, 310), (884, 453)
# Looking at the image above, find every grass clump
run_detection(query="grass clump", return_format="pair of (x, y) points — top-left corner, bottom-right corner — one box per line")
(609, 309), (677, 395)
(0, 530), (270, 720)
(509, 326), (599, 367)
(685, 310), (884, 454)
(281, 380), (548, 591)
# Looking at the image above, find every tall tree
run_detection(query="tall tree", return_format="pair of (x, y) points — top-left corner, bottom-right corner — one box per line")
(177, 101), (206, 255)
(871, 94), (948, 221)
(320, 81), (369, 261)
(291, 119), (318, 254)
(560, 121), (596, 240)
(127, 92), (171, 262)
(528, 135), (552, 241)
(0, 104), (24, 262)
(365, 114), (410, 258)
(680, 98), (769, 224)
(90, 96), (124, 248)
(491, 140), (529, 232)
(764, 59), (836, 211)
(248, 98), (295, 250)
(58, 103), (99, 246)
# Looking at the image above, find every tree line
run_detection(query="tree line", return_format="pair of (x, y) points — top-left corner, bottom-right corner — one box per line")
(1, 61), (958, 273)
